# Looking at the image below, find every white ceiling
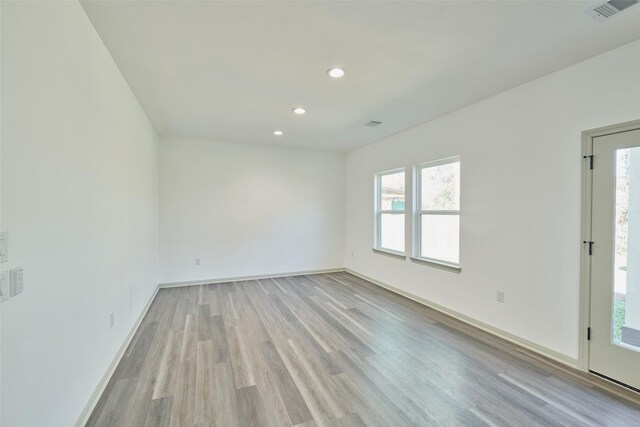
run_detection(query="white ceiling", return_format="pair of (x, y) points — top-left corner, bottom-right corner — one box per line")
(80, 1), (640, 153)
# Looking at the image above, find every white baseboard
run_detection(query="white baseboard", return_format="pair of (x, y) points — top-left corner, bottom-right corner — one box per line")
(158, 267), (345, 288)
(344, 268), (578, 368)
(74, 285), (160, 427)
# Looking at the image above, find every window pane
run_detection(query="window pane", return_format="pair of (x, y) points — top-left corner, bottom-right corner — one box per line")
(421, 214), (459, 263)
(421, 161), (460, 210)
(381, 213), (404, 252)
(613, 147), (640, 350)
(380, 171), (405, 211)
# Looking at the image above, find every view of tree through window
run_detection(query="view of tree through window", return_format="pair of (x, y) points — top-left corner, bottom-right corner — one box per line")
(417, 158), (460, 265)
(421, 161), (460, 211)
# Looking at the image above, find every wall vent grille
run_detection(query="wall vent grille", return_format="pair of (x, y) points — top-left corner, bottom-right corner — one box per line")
(589, 0), (638, 20)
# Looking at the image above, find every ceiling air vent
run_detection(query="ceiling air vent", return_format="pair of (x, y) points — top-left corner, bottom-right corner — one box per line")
(589, 0), (639, 21)
(365, 121), (382, 127)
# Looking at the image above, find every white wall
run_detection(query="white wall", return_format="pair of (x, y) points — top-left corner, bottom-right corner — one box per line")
(1, 2), (159, 426)
(345, 38), (640, 363)
(159, 137), (344, 284)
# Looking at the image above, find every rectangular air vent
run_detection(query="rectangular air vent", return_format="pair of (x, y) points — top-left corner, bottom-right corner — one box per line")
(365, 121), (382, 127)
(589, 0), (639, 20)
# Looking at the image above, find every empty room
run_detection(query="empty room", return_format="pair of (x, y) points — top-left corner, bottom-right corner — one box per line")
(3, 0), (640, 426)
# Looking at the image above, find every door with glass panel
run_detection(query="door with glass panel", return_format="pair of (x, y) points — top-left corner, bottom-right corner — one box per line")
(589, 127), (640, 389)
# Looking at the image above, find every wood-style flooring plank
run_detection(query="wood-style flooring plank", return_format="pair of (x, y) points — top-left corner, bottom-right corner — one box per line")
(87, 273), (640, 426)
(260, 340), (313, 425)
(144, 396), (172, 427)
(152, 330), (183, 399)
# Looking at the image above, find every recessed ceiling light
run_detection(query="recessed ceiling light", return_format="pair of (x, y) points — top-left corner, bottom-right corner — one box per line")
(327, 67), (345, 78)
(293, 107), (306, 115)
(273, 130), (284, 136)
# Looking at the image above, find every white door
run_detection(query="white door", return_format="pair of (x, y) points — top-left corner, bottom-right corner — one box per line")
(589, 127), (640, 390)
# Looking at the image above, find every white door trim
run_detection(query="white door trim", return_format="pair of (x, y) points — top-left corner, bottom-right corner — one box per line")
(579, 118), (640, 371)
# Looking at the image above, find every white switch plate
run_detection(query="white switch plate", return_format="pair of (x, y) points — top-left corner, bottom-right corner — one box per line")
(0, 232), (8, 263)
(0, 271), (9, 302)
(10, 267), (23, 297)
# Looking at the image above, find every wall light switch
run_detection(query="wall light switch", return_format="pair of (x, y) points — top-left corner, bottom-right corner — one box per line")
(10, 267), (23, 297)
(0, 232), (8, 263)
(0, 271), (9, 302)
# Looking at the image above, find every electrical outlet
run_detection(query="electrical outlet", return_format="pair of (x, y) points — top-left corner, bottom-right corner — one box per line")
(9, 267), (23, 296)
(0, 271), (9, 302)
(496, 291), (505, 303)
(195, 258), (200, 265)
(110, 312), (115, 328)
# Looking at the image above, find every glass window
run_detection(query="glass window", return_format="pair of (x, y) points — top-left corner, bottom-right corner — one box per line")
(416, 157), (460, 265)
(613, 147), (640, 349)
(375, 169), (405, 253)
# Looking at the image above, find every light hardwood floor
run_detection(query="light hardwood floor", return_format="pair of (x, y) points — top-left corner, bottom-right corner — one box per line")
(87, 272), (640, 426)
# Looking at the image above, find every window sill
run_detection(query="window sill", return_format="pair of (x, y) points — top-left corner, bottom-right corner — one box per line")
(372, 248), (407, 260)
(410, 256), (461, 273)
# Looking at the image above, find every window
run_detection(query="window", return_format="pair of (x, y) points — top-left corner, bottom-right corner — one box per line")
(415, 157), (460, 266)
(374, 169), (405, 254)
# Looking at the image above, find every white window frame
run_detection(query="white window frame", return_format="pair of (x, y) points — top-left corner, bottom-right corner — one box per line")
(373, 168), (406, 256)
(412, 156), (461, 272)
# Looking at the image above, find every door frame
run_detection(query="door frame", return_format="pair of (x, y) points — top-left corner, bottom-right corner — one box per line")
(579, 118), (640, 372)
